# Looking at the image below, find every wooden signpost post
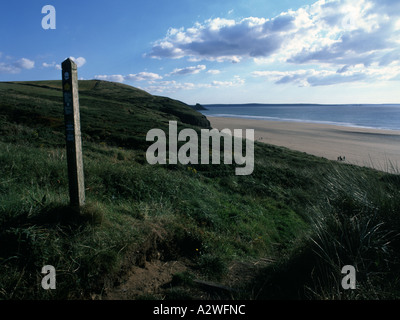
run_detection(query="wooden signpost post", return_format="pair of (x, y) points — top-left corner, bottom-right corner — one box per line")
(62, 58), (85, 209)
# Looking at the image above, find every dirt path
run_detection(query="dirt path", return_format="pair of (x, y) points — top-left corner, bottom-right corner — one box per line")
(104, 260), (188, 300)
(101, 257), (272, 300)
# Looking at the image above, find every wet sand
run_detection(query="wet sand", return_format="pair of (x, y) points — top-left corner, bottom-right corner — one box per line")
(208, 116), (400, 173)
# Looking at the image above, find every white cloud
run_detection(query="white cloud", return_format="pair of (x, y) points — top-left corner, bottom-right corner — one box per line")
(207, 69), (221, 75)
(210, 75), (245, 88)
(252, 68), (367, 87)
(0, 56), (35, 74)
(69, 56), (86, 68)
(126, 72), (163, 81)
(252, 60), (400, 87)
(43, 57), (85, 70)
(147, 16), (287, 62)
(0, 63), (19, 74)
(14, 58), (35, 70)
(168, 65), (206, 76)
(146, 0), (400, 86)
(94, 72), (163, 83)
(144, 81), (196, 93)
(141, 75), (245, 94)
(252, 69), (312, 85)
(94, 74), (125, 83)
(42, 62), (55, 68)
(42, 61), (61, 70)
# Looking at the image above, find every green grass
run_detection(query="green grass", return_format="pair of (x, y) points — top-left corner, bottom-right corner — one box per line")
(1, 80), (400, 300)
(248, 164), (400, 299)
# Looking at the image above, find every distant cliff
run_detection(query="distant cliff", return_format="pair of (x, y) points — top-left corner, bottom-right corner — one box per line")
(190, 103), (208, 111)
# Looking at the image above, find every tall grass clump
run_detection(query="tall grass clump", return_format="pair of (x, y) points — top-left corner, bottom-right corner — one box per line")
(251, 163), (400, 300)
(297, 164), (400, 299)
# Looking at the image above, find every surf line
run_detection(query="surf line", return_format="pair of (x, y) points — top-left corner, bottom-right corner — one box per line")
(146, 121), (254, 175)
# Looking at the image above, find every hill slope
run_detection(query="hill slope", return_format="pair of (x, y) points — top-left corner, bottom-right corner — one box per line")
(0, 80), (399, 300)
(0, 80), (210, 149)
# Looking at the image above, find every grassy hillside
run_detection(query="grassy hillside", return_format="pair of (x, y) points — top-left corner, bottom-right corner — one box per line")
(0, 80), (210, 150)
(0, 80), (399, 300)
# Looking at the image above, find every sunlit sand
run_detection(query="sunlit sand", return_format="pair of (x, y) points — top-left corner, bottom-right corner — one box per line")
(208, 116), (400, 173)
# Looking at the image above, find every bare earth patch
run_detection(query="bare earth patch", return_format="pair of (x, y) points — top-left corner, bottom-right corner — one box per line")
(104, 260), (188, 300)
(102, 257), (271, 300)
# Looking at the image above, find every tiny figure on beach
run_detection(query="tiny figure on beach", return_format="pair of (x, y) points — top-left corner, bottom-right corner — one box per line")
(337, 156), (346, 162)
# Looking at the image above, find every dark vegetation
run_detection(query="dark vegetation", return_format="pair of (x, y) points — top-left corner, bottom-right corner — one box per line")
(0, 80), (399, 300)
(190, 103), (208, 111)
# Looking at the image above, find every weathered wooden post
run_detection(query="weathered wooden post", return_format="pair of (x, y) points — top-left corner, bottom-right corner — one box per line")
(62, 58), (85, 209)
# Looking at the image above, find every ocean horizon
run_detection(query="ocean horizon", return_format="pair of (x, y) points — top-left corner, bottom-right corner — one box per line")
(200, 104), (400, 131)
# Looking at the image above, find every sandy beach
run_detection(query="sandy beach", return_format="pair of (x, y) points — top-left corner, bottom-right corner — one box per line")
(208, 116), (400, 173)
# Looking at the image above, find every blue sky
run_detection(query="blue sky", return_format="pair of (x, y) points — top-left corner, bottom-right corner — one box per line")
(1, 0), (400, 104)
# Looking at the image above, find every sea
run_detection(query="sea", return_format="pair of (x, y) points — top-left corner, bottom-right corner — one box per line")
(200, 104), (400, 131)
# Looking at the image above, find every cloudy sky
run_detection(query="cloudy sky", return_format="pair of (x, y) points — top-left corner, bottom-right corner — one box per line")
(1, 0), (400, 104)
